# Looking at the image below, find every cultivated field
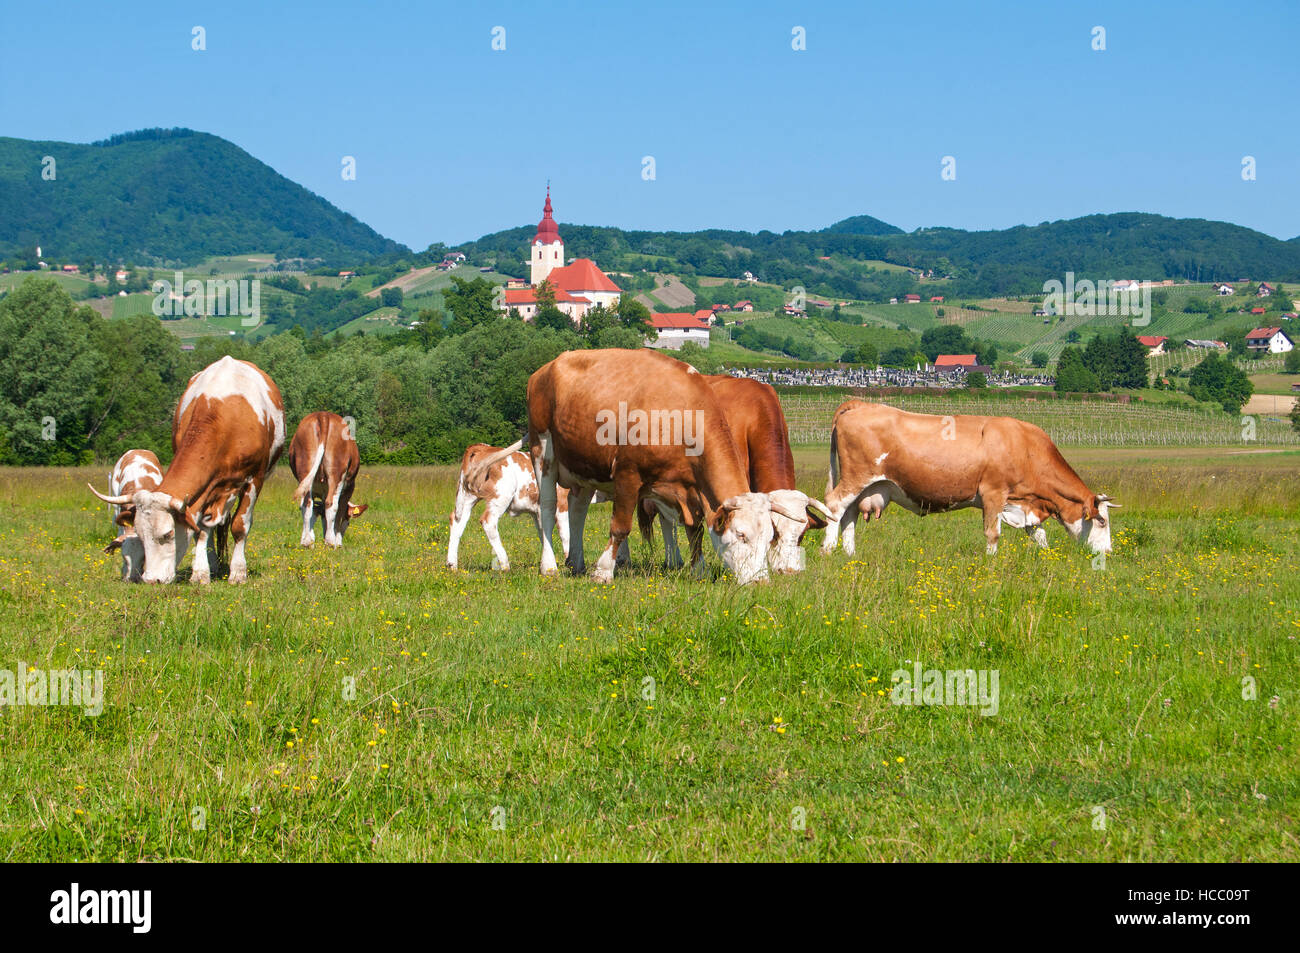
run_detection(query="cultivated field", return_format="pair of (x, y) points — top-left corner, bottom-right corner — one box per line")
(0, 450), (1296, 862)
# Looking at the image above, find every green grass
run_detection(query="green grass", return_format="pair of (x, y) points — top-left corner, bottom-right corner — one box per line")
(0, 453), (1296, 862)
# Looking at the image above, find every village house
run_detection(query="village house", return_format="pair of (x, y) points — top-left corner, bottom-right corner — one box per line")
(1257, 282), (1274, 297)
(1136, 335), (1168, 355)
(734, 300), (754, 312)
(1213, 282), (1235, 296)
(1245, 327), (1294, 354)
(646, 312), (710, 350)
(1185, 339), (1228, 350)
(903, 293), (921, 303)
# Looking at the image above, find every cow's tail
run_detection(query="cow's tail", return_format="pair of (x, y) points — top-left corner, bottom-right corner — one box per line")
(465, 440), (523, 495)
(293, 442), (326, 506)
(827, 425), (840, 498)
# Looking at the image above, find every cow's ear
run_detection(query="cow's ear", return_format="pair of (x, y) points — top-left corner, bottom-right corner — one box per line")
(170, 498), (199, 533)
(806, 500), (830, 529)
(348, 503), (368, 518)
(104, 538), (124, 554)
(710, 507), (732, 536)
(114, 508), (135, 528)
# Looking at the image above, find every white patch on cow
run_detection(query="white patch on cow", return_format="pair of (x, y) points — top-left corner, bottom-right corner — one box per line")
(711, 492), (773, 585)
(998, 504), (1039, 530)
(685, 365), (700, 375)
(873, 452), (889, 466)
(766, 488), (816, 574)
(179, 356), (285, 454)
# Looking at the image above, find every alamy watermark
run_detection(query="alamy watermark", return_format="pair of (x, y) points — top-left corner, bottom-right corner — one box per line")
(890, 662), (999, 716)
(0, 662), (103, 716)
(1042, 272), (1150, 327)
(595, 402), (704, 457)
(153, 272), (261, 327)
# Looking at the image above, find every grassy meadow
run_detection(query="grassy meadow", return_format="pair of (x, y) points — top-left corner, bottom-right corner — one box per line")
(0, 449), (1296, 862)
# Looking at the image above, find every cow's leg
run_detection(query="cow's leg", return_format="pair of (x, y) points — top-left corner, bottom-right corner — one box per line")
(661, 518), (685, 569)
(228, 482), (260, 583)
(191, 529), (212, 585)
(446, 482), (478, 569)
(821, 481), (862, 554)
(592, 478), (637, 585)
(481, 497), (512, 571)
(299, 490), (317, 547)
(557, 499), (572, 564)
(533, 432), (559, 576)
(685, 524), (709, 579)
(982, 499), (1004, 555)
(565, 486), (595, 575)
(323, 476), (345, 548)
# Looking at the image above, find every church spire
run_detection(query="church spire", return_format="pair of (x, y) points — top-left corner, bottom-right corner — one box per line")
(534, 185), (561, 246)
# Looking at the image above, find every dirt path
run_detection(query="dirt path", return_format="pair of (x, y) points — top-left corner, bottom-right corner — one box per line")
(366, 265), (439, 299)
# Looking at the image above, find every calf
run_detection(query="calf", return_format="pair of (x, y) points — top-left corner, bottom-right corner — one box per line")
(447, 442), (577, 571)
(89, 356), (285, 584)
(528, 349), (825, 585)
(289, 412), (367, 548)
(100, 449), (170, 582)
(821, 401), (1118, 556)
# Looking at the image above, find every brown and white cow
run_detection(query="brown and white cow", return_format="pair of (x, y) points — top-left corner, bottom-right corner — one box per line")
(821, 401), (1118, 556)
(289, 412), (367, 548)
(89, 356), (285, 584)
(446, 442), (577, 571)
(527, 349), (825, 585)
(634, 375), (828, 573)
(100, 449), (169, 582)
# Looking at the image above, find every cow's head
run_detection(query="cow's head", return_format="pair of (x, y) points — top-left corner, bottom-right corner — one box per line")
(765, 489), (831, 574)
(709, 492), (775, 585)
(1069, 494), (1119, 554)
(104, 533), (146, 583)
(89, 485), (191, 583)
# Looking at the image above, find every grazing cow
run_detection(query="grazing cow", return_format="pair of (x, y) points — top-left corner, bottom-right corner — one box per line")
(289, 412), (367, 548)
(821, 401), (1118, 556)
(446, 442), (578, 571)
(633, 375), (828, 573)
(89, 356), (285, 584)
(527, 349), (826, 585)
(100, 449), (171, 582)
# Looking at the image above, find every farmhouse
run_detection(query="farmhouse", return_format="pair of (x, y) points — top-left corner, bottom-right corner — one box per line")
(782, 304), (806, 317)
(693, 309), (715, 326)
(734, 300), (754, 312)
(646, 312), (710, 350)
(1185, 339), (1228, 350)
(1213, 283), (1235, 295)
(1136, 335), (1168, 354)
(503, 188), (622, 324)
(934, 354), (979, 368)
(61, 264), (79, 273)
(1245, 327), (1294, 354)
(114, 270), (129, 283)
(930, 295), (944, 303)
(903, 294), (921, 303)
(1257, 282), (1274, 297)
(1250, 307), (1267, 315)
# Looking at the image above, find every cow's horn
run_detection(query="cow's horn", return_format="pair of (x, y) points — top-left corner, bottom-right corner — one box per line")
(87, 483), (132, 506)
(807, 499), (832, 520)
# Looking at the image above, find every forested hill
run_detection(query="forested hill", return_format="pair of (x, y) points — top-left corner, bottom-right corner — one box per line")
(0, 128), (406, 265)
(460, 212), (1300, 301)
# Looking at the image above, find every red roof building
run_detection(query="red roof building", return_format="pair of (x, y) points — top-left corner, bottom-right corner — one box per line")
(934, 354), (978, 367)
(903, 294), (921, 303)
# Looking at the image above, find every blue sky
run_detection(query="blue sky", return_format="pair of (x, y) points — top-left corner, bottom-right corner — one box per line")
(2, 0), (1297, 248)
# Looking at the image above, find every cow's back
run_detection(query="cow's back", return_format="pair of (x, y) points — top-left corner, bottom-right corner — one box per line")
(174, 356), (286, 473)
(705, 375), (795, 492)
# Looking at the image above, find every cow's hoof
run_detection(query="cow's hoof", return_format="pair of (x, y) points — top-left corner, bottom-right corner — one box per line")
(590, 568), (614, 584)
(228, 568), (248, 584)
(191, 571), (211, 585)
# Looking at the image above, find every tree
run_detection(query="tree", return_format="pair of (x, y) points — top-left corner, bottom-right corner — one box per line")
(1054, 346), (1101, 393)
(532, 280), (571, 332)
(1285, 348), (1300, 374)
(1031, 351), (1049, 368)
(1188, 353), (1253, 414)
(380, 286), (404, 308)
(965, 371), (987, 389)
(444, 276), (499, 334)
(614, 295), (654, 336)
(0, 279), (106, 464)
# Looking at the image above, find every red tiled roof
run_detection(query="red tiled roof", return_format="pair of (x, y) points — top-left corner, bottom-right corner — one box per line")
(693, 309), (713, 323)
(1246, 327), (1282, 339)
(1136, 336), (1167, 347)
(504, 286), (587, 306)
(650, 312), (709, 330)
(934, 354), (977, 366)
(546, 258), (621, 294)
(1250, 308), (1267, 314)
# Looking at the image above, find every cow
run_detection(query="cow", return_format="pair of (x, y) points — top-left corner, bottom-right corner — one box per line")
(446, 442), (579, 571)
(289, 412), (367, 548)
(99, 449), (170, 582)
(820, 401), (1118, 557)
(631, 375), (828, 574)
(89, 356), (285, 584)
(526, 349), (827, 585)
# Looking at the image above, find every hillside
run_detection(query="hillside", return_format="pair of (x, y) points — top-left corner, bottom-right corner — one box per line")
(0, 128), (406, 265)
(460, 213), (1300, 302)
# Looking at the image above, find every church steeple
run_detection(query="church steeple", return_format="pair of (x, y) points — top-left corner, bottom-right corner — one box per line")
(530, 185), (564, 285)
